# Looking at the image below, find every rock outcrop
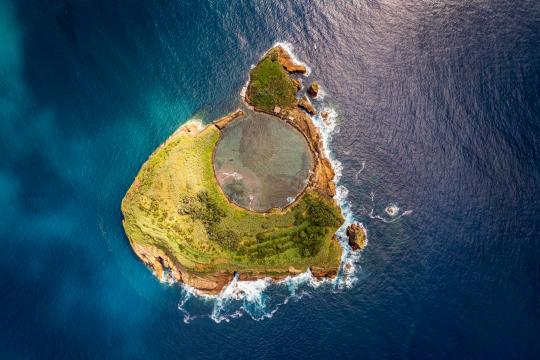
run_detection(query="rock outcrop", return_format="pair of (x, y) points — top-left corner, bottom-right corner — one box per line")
(308, 81), (319, 97)
(321, 111), (330, 126)
(346, 223), (367, 251)
(311, 266), (338, 279)
(275, 46), (307, 74)
(298, 96), (317, 115)
(128, 234), (235, 294)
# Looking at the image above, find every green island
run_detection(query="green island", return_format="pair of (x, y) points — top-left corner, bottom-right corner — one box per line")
(121, 46), (365, 294)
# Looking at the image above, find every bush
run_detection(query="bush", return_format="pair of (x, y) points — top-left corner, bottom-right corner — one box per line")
(207, 227), (240, 251)
(305, 195), (342, 227)
(178, 190), (225, 227)
(179, 190), (240, 250)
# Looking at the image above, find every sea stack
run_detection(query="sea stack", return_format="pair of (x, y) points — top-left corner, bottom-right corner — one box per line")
(308, 81), (319, 97)
(346, 223), (367, 251)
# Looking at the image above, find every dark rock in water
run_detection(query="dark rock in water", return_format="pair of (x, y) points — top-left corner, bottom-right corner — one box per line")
(346, 223), (366, 251)
(308, 81), (319, 97)
(298, 96), (317, 115)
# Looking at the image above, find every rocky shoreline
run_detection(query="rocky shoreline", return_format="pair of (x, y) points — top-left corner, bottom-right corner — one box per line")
(123, 45), (365, 295)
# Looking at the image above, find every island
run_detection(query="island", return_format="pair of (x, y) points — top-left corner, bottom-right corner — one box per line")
(121, 45), (365, 294)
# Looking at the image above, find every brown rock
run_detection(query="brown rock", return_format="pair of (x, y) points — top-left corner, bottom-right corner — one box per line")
(307, 81), (319, 97)
(292, 78), (302, 91)
(311, 266), (338, 279)
(274, 46), (307, 74)
(321, 111), (330, 125)
(346, 223), (366, 251)
(273, 106), (281, 114)
(129, 242), (183, 281)
(298, 96), (317, 115)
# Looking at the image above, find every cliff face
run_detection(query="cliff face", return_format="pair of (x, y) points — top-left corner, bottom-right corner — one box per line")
(128, 241), (235, 294)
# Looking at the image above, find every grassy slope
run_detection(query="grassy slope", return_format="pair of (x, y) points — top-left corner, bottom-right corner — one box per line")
(121, 125), (342, 275)
(246, 49), (297, 112)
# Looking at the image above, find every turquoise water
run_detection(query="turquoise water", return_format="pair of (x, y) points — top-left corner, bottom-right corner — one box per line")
(214, 108), (313, 211)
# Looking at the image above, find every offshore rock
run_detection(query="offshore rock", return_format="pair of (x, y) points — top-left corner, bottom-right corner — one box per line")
(346, 223), (366, 251)
(308, 81), (319, 97)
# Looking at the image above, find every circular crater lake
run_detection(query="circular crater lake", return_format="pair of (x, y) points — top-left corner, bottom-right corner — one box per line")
(214, 109), (314, 212)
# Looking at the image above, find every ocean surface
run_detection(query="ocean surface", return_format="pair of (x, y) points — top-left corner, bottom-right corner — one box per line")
(1, 0), (539, 359)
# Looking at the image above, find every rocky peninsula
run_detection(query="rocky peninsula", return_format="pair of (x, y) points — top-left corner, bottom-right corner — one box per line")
(121, 46), (365, 294)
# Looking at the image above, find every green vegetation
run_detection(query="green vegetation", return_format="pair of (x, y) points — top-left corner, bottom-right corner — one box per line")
(246, 49), (298, 112)
(121, 124), (343, 276)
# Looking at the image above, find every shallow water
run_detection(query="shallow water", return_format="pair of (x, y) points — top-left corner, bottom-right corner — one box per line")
(214, 108), (313, 211)
(1, 0), (539, 359)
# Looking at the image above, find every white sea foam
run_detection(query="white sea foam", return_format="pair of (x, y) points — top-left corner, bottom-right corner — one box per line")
(240, 77), (254, 109)
(367, 192), (413, 223)
(316, 87), (327, 100)
(355, 161), (366, 181)
(176, 43), (368, 323)
(159, 269), (177, 285)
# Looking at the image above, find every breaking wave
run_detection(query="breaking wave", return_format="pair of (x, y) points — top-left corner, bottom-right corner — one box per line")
(176, 44), (367, 323)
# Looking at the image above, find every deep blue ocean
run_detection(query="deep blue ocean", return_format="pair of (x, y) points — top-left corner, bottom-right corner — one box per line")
(1, 1), (539, 359)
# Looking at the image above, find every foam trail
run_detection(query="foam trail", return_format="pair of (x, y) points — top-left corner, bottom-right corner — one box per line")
(355, 161), (366, 181)
(366, 192), (413, 223)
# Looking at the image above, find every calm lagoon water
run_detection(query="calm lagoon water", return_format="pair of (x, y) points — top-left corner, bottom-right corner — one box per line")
(214, 108), (313, 211)
(1, 0), (539, 359)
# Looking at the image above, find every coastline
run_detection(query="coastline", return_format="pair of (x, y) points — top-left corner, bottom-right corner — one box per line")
(122, 45), (363, 295)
